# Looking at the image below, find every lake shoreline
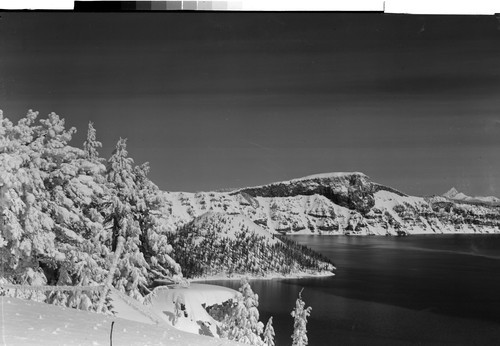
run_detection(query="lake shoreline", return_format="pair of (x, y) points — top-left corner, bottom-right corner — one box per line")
(188, 270), (335, 283)
(285, 230), (500, 236)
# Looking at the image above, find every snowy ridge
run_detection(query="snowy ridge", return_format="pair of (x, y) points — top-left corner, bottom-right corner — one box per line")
(230, 171), (367, 195)
(164, 172), (500, 237)
(291, 171), (367, 182)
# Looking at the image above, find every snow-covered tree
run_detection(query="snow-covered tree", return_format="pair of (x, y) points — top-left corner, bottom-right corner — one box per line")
(133, 162), (182, 282)
(220, 278), (264, 345)
(0, 110), (109, 307)
(1, 109), (181, 311)
(0, 110), (58, 287)
(104, 138), (148, 300)
(38, 113), (110, 309)
(291, 289), (312, 346)
(83, 121), (102, 162)
(263, 316), (275, 346)
(103, 138), (183, 301)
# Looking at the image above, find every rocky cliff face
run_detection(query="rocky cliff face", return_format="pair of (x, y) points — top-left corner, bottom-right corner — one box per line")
(163, 172), (500, 236)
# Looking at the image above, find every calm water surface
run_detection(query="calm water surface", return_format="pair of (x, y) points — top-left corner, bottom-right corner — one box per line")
(206, 235), (500, 345)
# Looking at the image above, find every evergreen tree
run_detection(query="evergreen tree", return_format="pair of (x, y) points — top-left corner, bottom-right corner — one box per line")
(83, 121), (102, 162)
(104, 138), (183, 300)
(39, 113), (109, 309)
(0, 111), (108, 306)
(0, 109), (54, 286)
(133, 162), (182, 283)
(291, 289), (312, 346)
(221, 278), (264, 345)
(104, 138), (147, 299)
(263, 316), (275, 346)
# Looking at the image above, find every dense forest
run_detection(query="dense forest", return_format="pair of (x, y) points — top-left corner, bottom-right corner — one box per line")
(170, 218), (335, 278)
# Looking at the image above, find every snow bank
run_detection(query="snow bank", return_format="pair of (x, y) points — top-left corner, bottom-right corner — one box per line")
(1, 296), (243, 346)
(145, 284), (238, 337)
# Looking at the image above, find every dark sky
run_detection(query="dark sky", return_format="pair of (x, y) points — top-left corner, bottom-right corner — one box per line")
(2, 12), (500, 196)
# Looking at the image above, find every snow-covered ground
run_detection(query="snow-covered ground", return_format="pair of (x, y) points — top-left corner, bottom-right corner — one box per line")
(1, 284), (244, 346)
(144, 283), (238, 337)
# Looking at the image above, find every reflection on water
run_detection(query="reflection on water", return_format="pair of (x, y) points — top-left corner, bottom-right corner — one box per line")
(205, 235), (500, 345)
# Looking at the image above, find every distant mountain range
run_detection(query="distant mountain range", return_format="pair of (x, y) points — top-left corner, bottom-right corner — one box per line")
(442, 187), (500, 205)
(163, 172), (500, 237)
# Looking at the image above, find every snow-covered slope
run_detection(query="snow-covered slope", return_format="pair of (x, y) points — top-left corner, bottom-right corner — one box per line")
(163, 172), (500, 237)
(187, 212), (279, 244)
(1, 294), (244, 346)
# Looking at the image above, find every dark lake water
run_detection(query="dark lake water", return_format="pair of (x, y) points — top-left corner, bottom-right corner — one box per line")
(206, 234), (500, 345)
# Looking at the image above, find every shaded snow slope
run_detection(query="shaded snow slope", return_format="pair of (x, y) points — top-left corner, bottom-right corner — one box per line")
(1, 295), (243, 346)
(188, 212), (279, 244)
(163, 172), (500, 236)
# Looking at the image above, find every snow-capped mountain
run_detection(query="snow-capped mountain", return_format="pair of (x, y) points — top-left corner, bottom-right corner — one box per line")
(442, 187), (500, 205)
(164, 172), (500, 236)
